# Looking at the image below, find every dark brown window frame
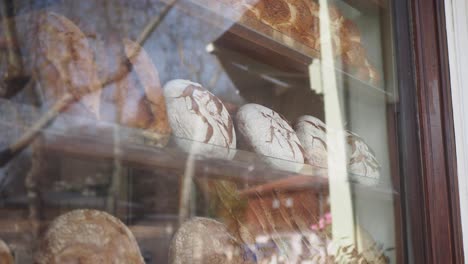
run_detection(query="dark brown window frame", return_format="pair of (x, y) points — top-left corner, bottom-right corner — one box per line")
(396, 0), (464, 262)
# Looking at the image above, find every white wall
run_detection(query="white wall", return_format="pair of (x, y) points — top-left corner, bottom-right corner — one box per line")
(445, 0), (468, 261)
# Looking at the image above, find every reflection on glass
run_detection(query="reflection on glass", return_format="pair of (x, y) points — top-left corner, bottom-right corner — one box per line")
(0, 0), (399, 263)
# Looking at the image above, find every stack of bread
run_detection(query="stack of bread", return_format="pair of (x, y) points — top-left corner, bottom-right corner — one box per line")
(214, 0), (380, 84)
(35, 212), (252, 264)
(32, 211), (388, 263)
(32, 11), (380, 180)
(3, 8), (389, 264)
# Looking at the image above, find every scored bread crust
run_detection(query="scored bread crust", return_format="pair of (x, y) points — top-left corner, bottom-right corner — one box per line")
(34, 209), (144, 264)
(294, 115), (328, 168)
(218, 0), (379, 83)
(346, 131), (381, 183)
(235, 104), (305, 172)
(34, 12), (102, 119)
(169, 217), (248, 264)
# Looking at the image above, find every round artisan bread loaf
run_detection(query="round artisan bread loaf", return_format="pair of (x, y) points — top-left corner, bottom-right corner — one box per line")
(294, 115), (328, 168)
(169, 217), (248, 264)
(35, 209), (144, 264)
(236, 104), (305, 171)
(0, 239), (13, 264)
(346, 131), (381, 185)
(164, 79), (236, 158)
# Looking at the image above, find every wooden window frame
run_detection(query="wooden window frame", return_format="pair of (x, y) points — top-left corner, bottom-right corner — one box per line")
(395, 0), (464, 262)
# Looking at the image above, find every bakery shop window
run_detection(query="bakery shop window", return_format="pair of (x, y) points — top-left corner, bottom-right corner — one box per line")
(0, 0), (402, 263)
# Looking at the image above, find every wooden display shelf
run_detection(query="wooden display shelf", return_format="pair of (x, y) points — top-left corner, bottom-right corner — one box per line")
(0, 99), (396, 197)
(36, 123), (395, 198)
(38, 125), (329, 186)
(0, 100), (396, 198)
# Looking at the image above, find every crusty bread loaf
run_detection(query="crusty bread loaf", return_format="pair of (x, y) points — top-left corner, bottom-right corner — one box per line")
(34, 12), (102, 119)
(164, 79), (236, 157)
(217, 0), (379, 83)
(294, 115), (328, 168)
(123, 39), (172, 138)
(0, 239), (14, 264)
(346, 131), (381, 184)
(169, 217), (249, 264)
(236, 104), (305, 171)
(35, 209), (144, 264)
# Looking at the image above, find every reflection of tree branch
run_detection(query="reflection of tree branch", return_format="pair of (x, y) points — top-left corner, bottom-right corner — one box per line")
(136, 0), (178, 46)
(0, 0), (179, 167)
(105, 0), (178, 87)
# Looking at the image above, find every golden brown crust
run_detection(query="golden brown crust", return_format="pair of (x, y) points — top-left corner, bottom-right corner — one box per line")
(232, 0), (379, 83)
(35, 209), (144, 264)
(35, 12), (101, 119)
(123, 39), (172, 136)
(255, 0), (291, 26)
(0, 240), (14, 264)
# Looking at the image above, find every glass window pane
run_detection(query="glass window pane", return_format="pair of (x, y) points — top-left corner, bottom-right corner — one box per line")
(0, 0), (406, 263)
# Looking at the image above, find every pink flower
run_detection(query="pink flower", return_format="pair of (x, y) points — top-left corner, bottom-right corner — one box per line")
(318, 219), (325, 229)
(324, 212), (332, 224)
(311, 224), (319, 231)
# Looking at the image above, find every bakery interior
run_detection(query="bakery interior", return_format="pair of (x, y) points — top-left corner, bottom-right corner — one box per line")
(0, 0), (400, 263)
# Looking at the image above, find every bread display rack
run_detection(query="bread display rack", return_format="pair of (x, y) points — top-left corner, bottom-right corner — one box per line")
(0, 98), (395, 204)
(0, 0), (398, 262)
(0, 96), (396, 261)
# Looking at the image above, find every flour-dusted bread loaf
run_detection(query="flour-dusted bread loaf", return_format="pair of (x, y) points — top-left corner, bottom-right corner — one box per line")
(164, 79), (236, 157)
(346, 131), (380, 185)
(34, 12), (102, 119)
(169, 217), (248, 264)
(0, 239), (13, 264)
(35, 209), (144, 264)
(236, 104), (305, 171)
(294, 115), (328, 168)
